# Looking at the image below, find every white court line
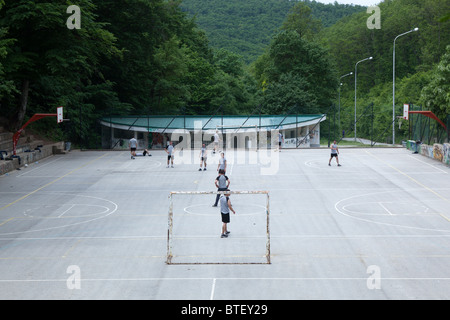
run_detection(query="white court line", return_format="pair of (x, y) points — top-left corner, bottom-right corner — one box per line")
(3, 234), (450, 242)
(366, 150), (449, 203)
(407, 155), (448, 174)
(16, 156), (62, 177)
(1, 276), (450, 284)
(210, 278), (217, 300)
(378, 202), (393, 216)
(228, 163), (234, 175)
(334, 190), (450, 233)
(57, 204), (75, 218)
(0, 192), (118, 236)
(3, 186), (445, 194)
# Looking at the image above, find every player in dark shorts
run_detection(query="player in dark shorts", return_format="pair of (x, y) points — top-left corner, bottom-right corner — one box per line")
(199, 144), (207, 171)
(278, 132), (283, 152)
(129, 137), (137, 159)
(213, 169), (230, 207)
(166, 141), (174, 168)
(219, 190), (235, 238)
(328, 140), (341, 166)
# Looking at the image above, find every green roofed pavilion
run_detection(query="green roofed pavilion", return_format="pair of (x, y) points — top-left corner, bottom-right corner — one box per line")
(100, 114), (326, 149)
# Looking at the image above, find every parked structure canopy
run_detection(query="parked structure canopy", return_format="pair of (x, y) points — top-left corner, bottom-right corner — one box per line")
(100, 114), (327, 149)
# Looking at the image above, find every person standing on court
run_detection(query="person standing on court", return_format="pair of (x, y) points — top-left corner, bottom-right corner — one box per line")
(166, 141), (175, 168)
(213, 130), (220, 154)
(217, 152), (227, 173)
(328, 140), (341, 166)
(213, 169), (230, 207)
(199, 143), (207, 171)
(278, 132), (283, 152)
(219, 190), (235, 238)
(129, 136), (137, 159)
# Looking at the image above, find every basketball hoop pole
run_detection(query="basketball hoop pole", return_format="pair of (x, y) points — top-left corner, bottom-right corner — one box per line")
(12, 113), (56, 155)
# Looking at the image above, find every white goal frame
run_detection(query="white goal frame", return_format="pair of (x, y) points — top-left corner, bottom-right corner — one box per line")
(167, 190), (270, 265)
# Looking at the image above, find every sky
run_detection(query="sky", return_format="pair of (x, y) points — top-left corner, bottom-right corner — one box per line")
(313, 0), (381, 6)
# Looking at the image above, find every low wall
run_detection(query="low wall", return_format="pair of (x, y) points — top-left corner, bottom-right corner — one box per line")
(0, 142), (64, 176)
(406, 140), (450, 166)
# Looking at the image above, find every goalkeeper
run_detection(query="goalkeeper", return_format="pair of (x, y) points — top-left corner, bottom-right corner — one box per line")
(219, 190), (235, 238)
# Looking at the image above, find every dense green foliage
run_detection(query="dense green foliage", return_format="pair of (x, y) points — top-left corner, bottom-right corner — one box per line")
(0, 0), (448, 147)
(421, 44), (450, 120)
(181, 0), (365, 64)
(321, 0), (450, 142)
(0, 0), (128, 144)
(0, 0), (257, 147)
(253, 29), (338, 114)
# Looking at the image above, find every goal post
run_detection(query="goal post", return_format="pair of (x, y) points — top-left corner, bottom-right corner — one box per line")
(167, 190), (270, 265)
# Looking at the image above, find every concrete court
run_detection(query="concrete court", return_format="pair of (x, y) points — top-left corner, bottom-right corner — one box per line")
(0, 146), (449, 300)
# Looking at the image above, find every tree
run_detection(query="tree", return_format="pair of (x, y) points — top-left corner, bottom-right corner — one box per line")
(262, 72), (318, 114)
(95, 0), (174, 114)
(0, 23), (15, 103)
(0, 0), (125, 145)
(213, 48), (244, 77)
(259, 30), (337, 114)
(153, 36), (190, 113)
(420, 45), (450, 119)
(96, 0), (218, 116)
(181, 0), (365, 64)
(281, 1), (322, 40)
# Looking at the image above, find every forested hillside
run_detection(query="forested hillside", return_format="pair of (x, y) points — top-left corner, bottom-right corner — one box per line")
(181, 0), (365, 64)
(0, 0), (259, 147)
(0, 0), (448, 148)
(319, 0), (450, 142)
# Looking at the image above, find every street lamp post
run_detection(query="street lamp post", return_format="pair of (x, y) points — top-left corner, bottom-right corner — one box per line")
(393, 27), (418, 145)
(354, 57), (373, 142)
(338, 72), (353, 135)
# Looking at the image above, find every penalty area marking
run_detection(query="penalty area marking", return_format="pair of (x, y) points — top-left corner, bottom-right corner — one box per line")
(335, 190), (450, 232)
(0, 193), (118, 236)
(0, 153), (109, 212)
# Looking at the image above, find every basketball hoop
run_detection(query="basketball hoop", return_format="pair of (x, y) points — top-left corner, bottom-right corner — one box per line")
(57, 106), (63, 123)
(12, 106), (68, 155)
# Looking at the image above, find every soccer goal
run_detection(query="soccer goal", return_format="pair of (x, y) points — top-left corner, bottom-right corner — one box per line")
(166, 190), (270, 265)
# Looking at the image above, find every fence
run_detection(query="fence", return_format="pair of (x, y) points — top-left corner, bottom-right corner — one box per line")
(327, 101), (449, 146)
(408, 105), (449, 145)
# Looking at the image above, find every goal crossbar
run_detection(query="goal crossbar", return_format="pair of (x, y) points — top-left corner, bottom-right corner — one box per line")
(167, 190), (270, 265)
(169, 190), (268, 195)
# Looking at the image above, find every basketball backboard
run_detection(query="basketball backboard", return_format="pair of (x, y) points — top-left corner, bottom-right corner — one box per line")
(57, 106), (63, 123)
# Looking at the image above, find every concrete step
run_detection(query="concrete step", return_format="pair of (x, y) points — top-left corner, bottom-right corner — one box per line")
(0, 139), (13, 151)
(0, 134), (40, 154)
(0, 132), (13, 142)
(0, 141), (65, 175)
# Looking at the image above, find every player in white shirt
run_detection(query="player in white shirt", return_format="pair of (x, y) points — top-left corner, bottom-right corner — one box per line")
(166, 141), (175, 168)
(328, 140), (341, 166)
(213, 131), (220, 154)
(217, 152), (227, 173)
(129, 137), (137, 159)
(199, 144), (207, 171)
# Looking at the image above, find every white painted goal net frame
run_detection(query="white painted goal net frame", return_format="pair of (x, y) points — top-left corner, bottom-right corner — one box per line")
(166, 190), (271, 265)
